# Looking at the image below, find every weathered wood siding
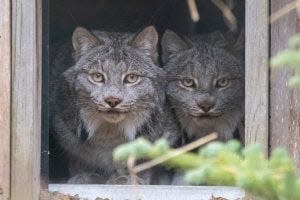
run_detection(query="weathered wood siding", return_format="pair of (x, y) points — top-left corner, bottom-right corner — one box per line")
(245, 0), (269, 155)
(270, 0), (300, 169)
(11, 0), (42, 199)
(0, 0), (11, 199)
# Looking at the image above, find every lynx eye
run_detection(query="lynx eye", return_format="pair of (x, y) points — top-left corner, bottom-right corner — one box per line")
(89, 73), (104, 83)
(124, 74), (140, 84)
(181, 79), (196, 88)
(216, 78), (230, 88)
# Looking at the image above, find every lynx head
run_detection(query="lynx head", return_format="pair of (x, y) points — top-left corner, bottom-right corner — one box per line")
(161, 30), (244, 138)
(64, 26), (164, 129)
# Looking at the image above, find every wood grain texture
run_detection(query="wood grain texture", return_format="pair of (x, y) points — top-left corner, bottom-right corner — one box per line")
(11, 0), (42, 199)
(0, 0), (11, 199)
(270, 0), (300, 169)
(245, 0), (269, 154)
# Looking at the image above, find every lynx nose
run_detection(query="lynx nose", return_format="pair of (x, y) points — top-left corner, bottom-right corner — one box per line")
(198, 100), (215, 112)
(104, 96), (122, 108)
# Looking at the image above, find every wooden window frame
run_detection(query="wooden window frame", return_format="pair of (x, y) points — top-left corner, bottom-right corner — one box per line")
(0, 0), (269, 199)
(0, 0), (11, 199)
(245, 0), (269, 154)
(10, 0), (42, 199)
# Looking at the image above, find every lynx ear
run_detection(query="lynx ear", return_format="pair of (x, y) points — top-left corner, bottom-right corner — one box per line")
(224, 29), (245, 58)
(161, 30), (189, 63)
(208, 31), (228, 47)
(130, 26), (158, 62)
(72, 27), (102, 57)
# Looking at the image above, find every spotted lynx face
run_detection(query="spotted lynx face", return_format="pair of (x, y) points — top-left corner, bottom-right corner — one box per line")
(64, 26), (165, 125)
(162, 30), (244, 140)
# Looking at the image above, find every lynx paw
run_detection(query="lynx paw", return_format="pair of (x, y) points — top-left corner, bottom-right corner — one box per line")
(106, 174), (149, 185)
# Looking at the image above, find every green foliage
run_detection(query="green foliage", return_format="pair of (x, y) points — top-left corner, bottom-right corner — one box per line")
(271, 34), (300, 87)
(113, 138), (153, 160)
(114, 139), (300, 200)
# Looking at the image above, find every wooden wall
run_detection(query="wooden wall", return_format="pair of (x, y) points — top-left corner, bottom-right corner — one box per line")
(270, 0), (300, 169)
(0, 0), (11, 199)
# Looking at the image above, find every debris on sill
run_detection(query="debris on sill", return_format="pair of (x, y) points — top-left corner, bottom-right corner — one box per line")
(40, 189), (112, 200)
(210, 195), (228, 200)
(40, 190), (80, 200)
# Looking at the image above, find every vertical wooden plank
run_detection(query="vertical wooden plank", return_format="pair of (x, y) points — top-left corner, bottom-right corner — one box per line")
(270, 0), (300, 169)
(0, 0), (11, 199)
(245, 0), (269, 154)
(11, 0), (42, 199)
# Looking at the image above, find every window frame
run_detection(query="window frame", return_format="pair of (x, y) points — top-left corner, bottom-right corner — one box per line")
(5, 0), (270, 198)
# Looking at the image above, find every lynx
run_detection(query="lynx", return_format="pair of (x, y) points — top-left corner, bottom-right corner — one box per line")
(50, 26), (180, 184)
(161, 30), (244, 143)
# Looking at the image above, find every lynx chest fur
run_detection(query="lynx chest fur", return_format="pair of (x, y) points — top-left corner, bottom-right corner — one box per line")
(50, 26), (180, 184)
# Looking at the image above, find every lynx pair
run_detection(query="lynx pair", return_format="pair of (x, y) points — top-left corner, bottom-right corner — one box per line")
(50, 26), (244, 184)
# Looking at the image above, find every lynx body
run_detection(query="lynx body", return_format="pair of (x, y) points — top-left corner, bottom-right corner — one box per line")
(50, 26), (180, 184)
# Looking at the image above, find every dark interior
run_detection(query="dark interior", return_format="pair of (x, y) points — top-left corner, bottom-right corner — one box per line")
(43, 0), (245, 182)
